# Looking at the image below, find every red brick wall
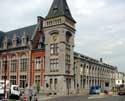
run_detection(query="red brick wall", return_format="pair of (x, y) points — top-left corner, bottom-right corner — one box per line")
(31, 50), (45, 87)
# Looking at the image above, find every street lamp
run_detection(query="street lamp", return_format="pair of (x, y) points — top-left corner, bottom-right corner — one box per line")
(4, 55), (7, 99)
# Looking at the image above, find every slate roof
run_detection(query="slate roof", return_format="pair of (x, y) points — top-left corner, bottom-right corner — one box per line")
(5, 24), (36, 39)
(46, 0), (76, 23)
(0, 31), (5, 47)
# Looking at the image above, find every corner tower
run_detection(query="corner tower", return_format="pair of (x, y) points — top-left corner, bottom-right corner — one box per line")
(43, 0), (76, 95)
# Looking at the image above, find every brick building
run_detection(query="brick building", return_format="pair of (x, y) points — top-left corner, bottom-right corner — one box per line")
(0, 17), (45, 88)
(0, 0), (118, 96)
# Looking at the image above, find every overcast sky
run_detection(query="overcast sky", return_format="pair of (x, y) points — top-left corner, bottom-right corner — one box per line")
(0, 0), (125, 72)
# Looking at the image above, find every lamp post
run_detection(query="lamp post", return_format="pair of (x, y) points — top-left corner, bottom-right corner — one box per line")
(4, 54), (7, 99)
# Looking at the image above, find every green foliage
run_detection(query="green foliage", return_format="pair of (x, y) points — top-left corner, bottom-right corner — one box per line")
(36, 83), (40, 94)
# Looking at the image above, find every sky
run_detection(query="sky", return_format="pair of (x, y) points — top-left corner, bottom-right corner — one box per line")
(0, 0), (125, 72)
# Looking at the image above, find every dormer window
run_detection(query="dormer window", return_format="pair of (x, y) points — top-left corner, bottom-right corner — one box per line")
(53, 5), (58, 14)
(8, 39), (12, 48)
(13, 39), (16, 47)
(22, 37), (27, 45)
(3, 41), (7, 49)
(21, 32), (29, 45)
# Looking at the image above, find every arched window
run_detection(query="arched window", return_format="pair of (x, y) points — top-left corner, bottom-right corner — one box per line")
(54, 78), (57, 89)
(50, 78), (53, 89)
(66, 31), (72, 43)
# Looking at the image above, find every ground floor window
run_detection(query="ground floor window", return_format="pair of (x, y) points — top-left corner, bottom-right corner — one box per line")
(1, 76), (7, 80)
(50, 79), (52, 90)
(66, 78), (71, 89)
(10, 75), (16, 85)
(54, 78), (57, 89)
(20, 75), (27, 88)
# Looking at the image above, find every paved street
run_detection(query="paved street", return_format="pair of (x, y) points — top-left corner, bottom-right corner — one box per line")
(40, 95), (125, 101)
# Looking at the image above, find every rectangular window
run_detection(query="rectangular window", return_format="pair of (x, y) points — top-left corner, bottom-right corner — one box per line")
(11, 60), (16, 72)
(20, 75), (27, 88)
(35, 57), (42, 70)
(2, 60), (7, 73)
(50, 59), (59, 72)
(20, 58), (27, 72)
(66, 63), (70, 73)
(35, 75), (40, 85)
(50, 43), (59, 55)
(54, 79), (57, 89)
(2, 76), (7, 80)
(10, 75), (16, 85)
(50, 79), (52, 89)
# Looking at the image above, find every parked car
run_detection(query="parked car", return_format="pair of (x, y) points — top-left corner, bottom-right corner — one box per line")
(89, 86), (101, 94)
(0, 80), (20, 99)
(9, 85), (21, 99)
(0, 80), (10, 99)
(118, 88), (125, 95)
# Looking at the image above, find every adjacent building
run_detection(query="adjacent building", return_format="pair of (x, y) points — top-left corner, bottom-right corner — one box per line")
(0, 0), (119, 96)
(74, 52), (117, 93)
(115, 72), (125, 87)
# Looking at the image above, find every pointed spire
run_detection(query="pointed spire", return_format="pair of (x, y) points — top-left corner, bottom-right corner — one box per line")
(46, 0), (76, 23)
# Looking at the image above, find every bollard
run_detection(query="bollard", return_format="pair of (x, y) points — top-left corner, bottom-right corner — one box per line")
(23, 95), (27, 101)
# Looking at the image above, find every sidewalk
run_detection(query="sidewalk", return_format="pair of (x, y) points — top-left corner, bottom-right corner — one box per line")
(36, 93), (88, 101)
(37, 94), (55, 101)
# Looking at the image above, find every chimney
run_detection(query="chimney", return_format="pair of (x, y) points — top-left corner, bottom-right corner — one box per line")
(37, 16), (44, 31)
(100, 58), (103, 62)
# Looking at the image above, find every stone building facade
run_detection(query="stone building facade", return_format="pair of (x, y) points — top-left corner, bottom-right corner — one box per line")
(0, 0), (118, 96)
(74, 52), (117, 93)
(43, 0), (76, 95)
(115, 72), (125, 87)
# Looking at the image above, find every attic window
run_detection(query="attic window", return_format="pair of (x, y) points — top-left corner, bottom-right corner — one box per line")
(66, 6), (69, 11)
(53, 5), (58, 14)
(65, 6), (70, 14)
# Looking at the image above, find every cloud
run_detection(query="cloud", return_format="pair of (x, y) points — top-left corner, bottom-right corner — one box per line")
(0, 0), (125, 72)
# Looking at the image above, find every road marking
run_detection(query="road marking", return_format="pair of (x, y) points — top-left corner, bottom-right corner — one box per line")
(112, 95), (119, 96)
(88, 95), (106, 99)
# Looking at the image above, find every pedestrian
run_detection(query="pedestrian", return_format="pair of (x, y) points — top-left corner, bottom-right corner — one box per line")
(29, 90), (32, 101)
(34, 94), (38, 101)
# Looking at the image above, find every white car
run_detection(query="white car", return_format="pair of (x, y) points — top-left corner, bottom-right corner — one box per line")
(9, 85), (20, 98)
(0, 80), (20, 99)
(0, 80), (9, 99)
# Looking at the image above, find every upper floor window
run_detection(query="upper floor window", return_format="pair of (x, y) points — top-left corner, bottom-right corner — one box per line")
(50, 43), (59, 55)
(35, 75), (40, 85)
(50, 59), (59, 72)
(20, 56), (27, 72)
(35, 57), (42, 70)
(11, 60), (17, 72)
(2, 59), (7, 73)
(66, 31), (72, 43)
